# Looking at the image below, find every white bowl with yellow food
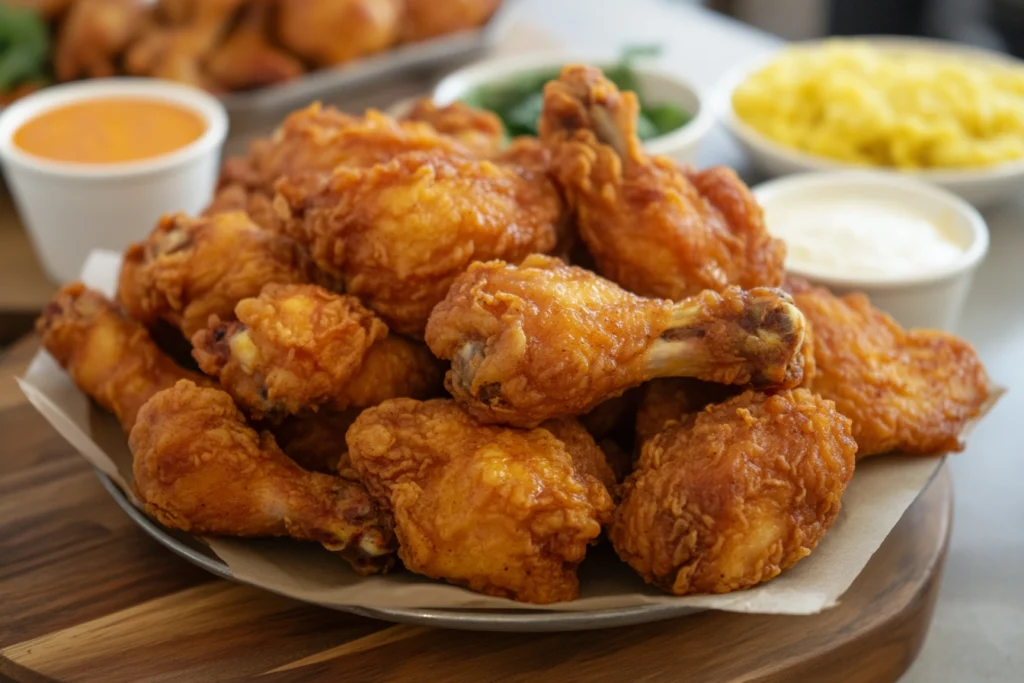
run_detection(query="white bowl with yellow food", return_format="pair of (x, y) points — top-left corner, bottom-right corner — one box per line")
(754, 171), (989, 331)
(717, 37), (1024, 207)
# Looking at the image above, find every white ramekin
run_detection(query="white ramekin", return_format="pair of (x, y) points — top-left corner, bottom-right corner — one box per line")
(431, 52), (716, 166)
(753, 171), (989, 331)
(0, 78), (228, 283)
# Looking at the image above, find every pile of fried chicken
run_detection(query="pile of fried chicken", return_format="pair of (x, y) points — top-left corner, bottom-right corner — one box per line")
(37, 65), (993, 605)
(8, 0), (501, 96)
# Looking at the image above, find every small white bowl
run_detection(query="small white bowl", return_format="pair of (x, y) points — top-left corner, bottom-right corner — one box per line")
(431, 52), (716, 165)
(0, 78), (228, 283)
(716, 37), (1024, 208)
(753, 171), (989, 331)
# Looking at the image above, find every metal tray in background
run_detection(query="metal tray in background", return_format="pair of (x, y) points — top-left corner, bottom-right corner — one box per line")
(219, 2), (519, 114)
(96, 470), (702, 633)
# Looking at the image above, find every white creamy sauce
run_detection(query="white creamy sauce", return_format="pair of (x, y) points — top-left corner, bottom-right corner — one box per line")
(764, 198), (964, 278)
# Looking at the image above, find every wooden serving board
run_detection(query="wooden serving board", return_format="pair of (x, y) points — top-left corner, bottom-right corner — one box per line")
(0, 337), (951, 683)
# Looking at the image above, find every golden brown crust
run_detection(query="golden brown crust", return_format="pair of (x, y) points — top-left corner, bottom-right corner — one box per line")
(539, 65), (786, 299)
(278, 0), (401, 67)
(131, 380), (395, 574)
(278, 153), (563, 335)
(346, 398), (614, 603)
(401, 98), (506, 157)
(36, 283), (210, 432)
(117, 211), (319, 338)
(610, 389), (857, 595)
(400, 0), (501, 42)
(793, 283), (990, 457)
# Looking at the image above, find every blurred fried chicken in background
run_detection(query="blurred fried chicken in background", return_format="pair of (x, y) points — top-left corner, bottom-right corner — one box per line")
(54, 0), (150, 81)
(204, 1), (304, 91)
(789, 278), (990, 457)
(131, 380), (396, 575)
(540, 65), (786, 299)
(192, 283), (442, 419)
(277, 0), (402, 67)
(426, 255), (806, 426)
(611, 389), (857, 595)
(37, 283), (211, 432)
(117, 212), (320, 339)
(400, 0), (501, 42)
(346, 398), (614, 603)
(276, 152), (564, 335)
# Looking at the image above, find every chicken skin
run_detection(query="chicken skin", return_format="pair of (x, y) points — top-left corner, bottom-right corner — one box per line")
(610, 389), (857, 595)
(278, 0), (401, 67)
(425, 255), (807, 427)
(204, 1), (304, 91)
(276, 152), (564, 335)
(36, 283), (210, 433)
(269, 409), (360, 474)
(539, 65), (786, 299)
(54, 0), (150, 81)
(346, 398), (614, 604)
(131, 380), (396, 574)
(402, 98), (506, 157)
(192, 283), (442, 419)
(400, 0), (502, 42)
(635, 378), (740, 447)
(790, 279), (991, 457)
(118, 212), (320, 339)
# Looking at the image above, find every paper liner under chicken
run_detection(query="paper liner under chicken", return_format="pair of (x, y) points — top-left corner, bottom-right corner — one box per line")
(425, 254), (807, 427)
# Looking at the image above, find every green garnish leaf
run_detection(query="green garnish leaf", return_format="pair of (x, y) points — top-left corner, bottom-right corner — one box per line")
(0, 4), (50, 92)
(636, 112), (659, 141)
(643, 103), (691, 135)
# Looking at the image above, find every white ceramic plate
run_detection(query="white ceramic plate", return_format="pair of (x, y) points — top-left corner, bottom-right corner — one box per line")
(714, 36), (1024, 207)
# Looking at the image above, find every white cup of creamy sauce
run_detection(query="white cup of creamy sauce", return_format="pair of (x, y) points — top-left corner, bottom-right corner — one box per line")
(753, 171), (989, 332)
(0, 79), (228, 283)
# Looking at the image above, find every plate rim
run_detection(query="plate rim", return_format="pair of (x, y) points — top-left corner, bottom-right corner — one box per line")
(95, 470), (701, 632)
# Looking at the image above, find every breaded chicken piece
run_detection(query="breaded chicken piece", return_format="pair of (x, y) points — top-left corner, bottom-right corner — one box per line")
(192, 284), (443, 419)
(346, 398), (614, 603)
(610, 389), (857, 595)
(118, 212), (320, 339)
(54, 0), (150, 81)
(278, 0), (401, 67)
(539, 65), (785, 299)
(400, 0), (501, 42)
(36, 283), (210, 432)
(402, 98), (505, 157)
(131, 380), (396, 574)
(204, 1), (304, 91)
(268, 409), (360, 474)
(277, 153), (564, 335)
(790, 279), (991, 457)
(425, 255), (807, 427)
(634, 378), (740, 446)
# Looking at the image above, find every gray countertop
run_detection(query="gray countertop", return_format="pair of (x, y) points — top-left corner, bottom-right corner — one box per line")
(512, 0), (1024, 679)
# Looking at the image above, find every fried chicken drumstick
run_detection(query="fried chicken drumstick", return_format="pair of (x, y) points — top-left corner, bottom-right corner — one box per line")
(611, 389), (857, 595)
(131, 380), (396, 575)
(539, 65), (786, 299)
(789, 278), (991, 457)
(192, 283), (442, 419)
(346, 398), (614, 603)
(36, 283), (210, 432)
(118, 211), (320, 339)
(425, 254), (806, 427)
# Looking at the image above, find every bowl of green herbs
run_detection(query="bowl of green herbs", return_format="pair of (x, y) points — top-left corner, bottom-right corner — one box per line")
(431, 48), (714, 163)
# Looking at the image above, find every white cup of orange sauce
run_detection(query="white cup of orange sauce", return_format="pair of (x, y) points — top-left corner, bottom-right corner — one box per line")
(0, 78), (228, 283)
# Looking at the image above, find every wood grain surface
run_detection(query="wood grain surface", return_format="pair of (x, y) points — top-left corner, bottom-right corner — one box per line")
(0, 336), (952, 683)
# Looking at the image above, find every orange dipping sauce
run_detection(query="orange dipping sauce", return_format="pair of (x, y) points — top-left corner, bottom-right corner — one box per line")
(13, 97), (207, 164)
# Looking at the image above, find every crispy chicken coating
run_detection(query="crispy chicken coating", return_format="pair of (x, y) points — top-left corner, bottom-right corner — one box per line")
(635, 378), (740, 447)
(204, 1), (304, 91)
(131, 380), (396, 574)
(192, 283), (442, 419)
(790, 279), (991, 457)
(269, 409), (360, 474)
(610, 389), (857, 595)
(400, 0), (501, 42)
(36, 283), (210, 433)
(539, 65), (786, 299)
(54, 0), (150, 81)
(402, 98), (505, 157)
(118, 212), (319, 339)
(278, 0), (401, 67)
(346, 398), (614, 603)
(425, 255), (806, 427)
(277, 153), (564, 335)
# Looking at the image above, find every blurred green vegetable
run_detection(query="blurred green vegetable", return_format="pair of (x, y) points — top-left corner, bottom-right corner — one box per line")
(0, 4), (50, 93)
(464, 45), (690, 141)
